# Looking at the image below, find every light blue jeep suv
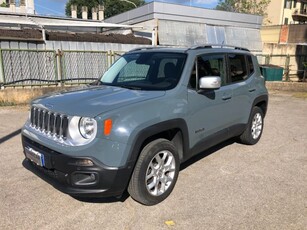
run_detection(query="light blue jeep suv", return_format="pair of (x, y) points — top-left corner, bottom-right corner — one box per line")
(22, 45), (268, 205)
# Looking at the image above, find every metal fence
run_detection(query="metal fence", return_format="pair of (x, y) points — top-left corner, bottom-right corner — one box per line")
(1, 49), (58, 86)
(61, 51), (109, 85)
(1, 49), (307, 87)
(0, 49), (123, 88)
(256, 54), (307, 81)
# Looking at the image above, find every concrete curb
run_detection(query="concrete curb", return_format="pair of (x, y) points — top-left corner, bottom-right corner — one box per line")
(0, 87), (68, 105)
(265, 81), (307, 92)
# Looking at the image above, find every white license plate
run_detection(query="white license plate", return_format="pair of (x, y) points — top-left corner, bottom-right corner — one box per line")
(25, 146), (45, 167)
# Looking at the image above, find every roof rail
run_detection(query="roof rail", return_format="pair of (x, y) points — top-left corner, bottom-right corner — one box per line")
(129, 46), (165, 52)
(189, 44), (250, 52)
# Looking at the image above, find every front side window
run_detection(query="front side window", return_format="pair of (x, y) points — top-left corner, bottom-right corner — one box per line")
(189, 54), (226, 89)
(100, 52), (186, 90)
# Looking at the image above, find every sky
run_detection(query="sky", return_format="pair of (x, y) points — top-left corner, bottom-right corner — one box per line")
(34, 0), (220, 17)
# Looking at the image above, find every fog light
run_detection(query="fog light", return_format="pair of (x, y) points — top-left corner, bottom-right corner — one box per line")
(72, 172), (98, 186)
(90, 173), (95, 180)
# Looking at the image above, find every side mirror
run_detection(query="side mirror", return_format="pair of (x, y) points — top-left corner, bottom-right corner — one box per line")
(199, 76), (221, 90)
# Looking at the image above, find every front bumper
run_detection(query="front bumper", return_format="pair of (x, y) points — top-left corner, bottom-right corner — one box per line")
(22, 135), (133, 197)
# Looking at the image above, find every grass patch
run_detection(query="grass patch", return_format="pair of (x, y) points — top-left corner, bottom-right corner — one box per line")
(292, 92), (307, 99)
(0, 100), (16, 106)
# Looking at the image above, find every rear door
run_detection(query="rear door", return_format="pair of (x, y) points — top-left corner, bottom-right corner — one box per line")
(227, 53), (256, 126)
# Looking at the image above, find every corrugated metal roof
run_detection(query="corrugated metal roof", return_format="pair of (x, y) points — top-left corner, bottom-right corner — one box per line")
(105, 2), (263, 29)
(30, 17), (139, 28)
(0, 15), (36, 26)
(104, 2), (263, 51)
(0, 13), (140, 29)
(158, 20), (262, 51)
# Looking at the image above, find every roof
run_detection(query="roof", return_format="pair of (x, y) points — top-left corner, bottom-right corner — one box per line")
(105, 1), (263, 29)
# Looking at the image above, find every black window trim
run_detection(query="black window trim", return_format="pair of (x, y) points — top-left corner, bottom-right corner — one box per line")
(188, 52), (256, 90)
(246, 54), (255, 77)
(188, 52), (227, 91)
(226, 53), (252, 85)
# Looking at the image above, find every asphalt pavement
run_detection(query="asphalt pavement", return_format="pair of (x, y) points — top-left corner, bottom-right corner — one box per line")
(0, 92), (306, 230)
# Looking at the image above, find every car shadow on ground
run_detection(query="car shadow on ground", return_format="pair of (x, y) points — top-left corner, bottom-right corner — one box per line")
(180, 138), (236, 171)
(22, 138), (236, 204)
(72, 191), (130, 204)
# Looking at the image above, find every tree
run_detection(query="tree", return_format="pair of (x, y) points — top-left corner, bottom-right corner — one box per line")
(0, 2), (8, 7)
(216, 0), (271, 16)
(65, 0), (145, 19)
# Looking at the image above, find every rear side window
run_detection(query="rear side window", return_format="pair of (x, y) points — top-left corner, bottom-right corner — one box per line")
(228, 54), (247, 83)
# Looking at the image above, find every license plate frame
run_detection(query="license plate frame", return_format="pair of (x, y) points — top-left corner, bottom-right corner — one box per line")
(25, 146), (45, 167)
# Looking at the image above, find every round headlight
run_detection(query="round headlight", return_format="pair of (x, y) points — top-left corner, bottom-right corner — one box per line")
(79, 117), (96, 139)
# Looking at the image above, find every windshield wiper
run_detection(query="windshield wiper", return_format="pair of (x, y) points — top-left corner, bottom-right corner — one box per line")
(118, 85), (142, 90)
(99, 82), (142, 90)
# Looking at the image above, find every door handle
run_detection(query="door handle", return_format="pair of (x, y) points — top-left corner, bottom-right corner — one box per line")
(249, 88), (256, 92)
(222, 95), (232, 100)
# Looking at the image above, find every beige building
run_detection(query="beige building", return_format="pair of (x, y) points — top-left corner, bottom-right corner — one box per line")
(0, 0), (35, 14)
(260, 1), (307, 82)
(265, 0), (307, 25)
(261, 0), (307, 44)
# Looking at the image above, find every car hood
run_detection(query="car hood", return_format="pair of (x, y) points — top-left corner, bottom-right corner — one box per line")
(32, 85), (166, 117)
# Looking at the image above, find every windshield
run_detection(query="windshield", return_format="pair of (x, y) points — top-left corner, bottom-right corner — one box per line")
(100, 52), (187, 90)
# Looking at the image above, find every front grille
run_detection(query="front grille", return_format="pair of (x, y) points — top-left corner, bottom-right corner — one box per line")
(30, 106), (69, 140)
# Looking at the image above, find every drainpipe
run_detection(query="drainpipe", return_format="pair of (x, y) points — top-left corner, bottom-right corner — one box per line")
(28, 17), (46, 42)
(152, 27), (158, 46)
(42, 28), (46, 41)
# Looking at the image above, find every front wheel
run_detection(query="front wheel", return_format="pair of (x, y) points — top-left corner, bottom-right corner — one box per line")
(239, 106), (264, 145)
(128, 139), (180, 205)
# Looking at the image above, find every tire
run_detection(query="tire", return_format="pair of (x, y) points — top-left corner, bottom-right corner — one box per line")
(128, 138), (180, 206)
(239, 106), (264, 145)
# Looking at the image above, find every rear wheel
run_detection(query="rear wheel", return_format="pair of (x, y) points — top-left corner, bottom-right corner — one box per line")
(128, 138), (179, 205)
(239, 106), (264, 145)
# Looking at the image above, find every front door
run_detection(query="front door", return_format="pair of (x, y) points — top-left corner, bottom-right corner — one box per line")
(186, 53), (234, 150)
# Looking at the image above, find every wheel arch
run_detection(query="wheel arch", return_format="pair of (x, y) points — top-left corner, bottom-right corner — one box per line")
(127, 119), (189, 165)
(252, 94), (268, 117)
